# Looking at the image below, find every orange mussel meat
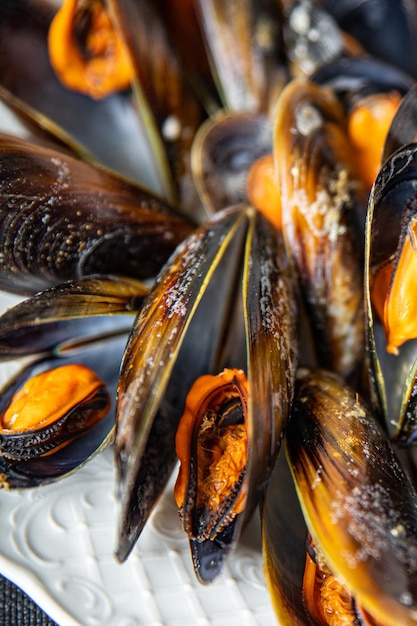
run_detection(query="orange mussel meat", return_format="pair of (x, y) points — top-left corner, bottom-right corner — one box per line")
(174, 368), (249, 541)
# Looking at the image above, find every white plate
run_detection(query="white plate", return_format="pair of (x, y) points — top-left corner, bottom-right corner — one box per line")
(0, 293), (278, 626)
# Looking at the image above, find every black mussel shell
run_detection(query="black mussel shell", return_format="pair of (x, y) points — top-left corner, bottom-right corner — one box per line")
(191, 111), (272, 216)
(322, 0), (417, 77)
(0, 332), (128, 488)
(115, 204), (297, 579)
(0, 135), (195, 294)
(0, 275), (147, 359)
(311, 56), (414, 112)
(285, 368), (417, 626)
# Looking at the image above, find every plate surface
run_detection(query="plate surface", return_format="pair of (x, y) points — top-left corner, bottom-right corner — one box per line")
(0, 292), (277, 626)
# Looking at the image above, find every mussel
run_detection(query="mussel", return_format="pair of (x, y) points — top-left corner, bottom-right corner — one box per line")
(262, 368), (417, 626)
(191, 110), (273, 215)
(195, 0), (287, 114)
(3, 1), (417, 624)
(174, 368), (249, 581)
(321, 0), (417, 78)
(48, 0), (134, 100)
(114, 204), (297, 582)
(311, 56), (415, 191)
(0, 0), (165, 190)
(0, 363), (110, 461)
(273, 78), (366, 383)
(0, 274), (148, 488)
(0, 134), (194, 295)
(365, 138), (417, 445)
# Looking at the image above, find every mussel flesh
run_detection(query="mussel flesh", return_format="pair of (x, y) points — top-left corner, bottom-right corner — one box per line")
(114, 204), (297, 582)
(0, 274), (147, 488)
(0, 363), (109, 461)
(263, 368), (417, 625)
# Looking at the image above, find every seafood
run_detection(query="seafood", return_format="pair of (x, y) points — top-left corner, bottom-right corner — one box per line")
(311, 56), (414, 191)
(365, 138), (417, 445)
(0, 275), (148, 487)
(262, 368), (417, 626)
(0, 364), (110, 460)
(195, 0), (287, 114)
(48, 0), (134, 99)
(321, 0), (417, 77)
(273, 78), (366, 382)
(191, 110), (273, 215)
(1, 1), (417, 624)
(114, 204), (297, 581)
(0, 134), (194, 295)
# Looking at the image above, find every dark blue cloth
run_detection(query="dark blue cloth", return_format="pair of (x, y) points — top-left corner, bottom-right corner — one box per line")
(0, 575), (58, 625)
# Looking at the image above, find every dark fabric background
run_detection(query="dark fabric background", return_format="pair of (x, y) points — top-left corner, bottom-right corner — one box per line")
(0, 575), (58, 625)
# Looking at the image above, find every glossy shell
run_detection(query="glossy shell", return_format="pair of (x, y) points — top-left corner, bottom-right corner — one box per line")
(365, 142), (417, 443)
(0, 135), (195, 294)
(0, 274), (148, 488)
(263, 368), (417, 626)
(0, 364), (110, 460)
(114, 204), (297, 580)
(273, 79), (365, 382)
(191, 110), (272, 215)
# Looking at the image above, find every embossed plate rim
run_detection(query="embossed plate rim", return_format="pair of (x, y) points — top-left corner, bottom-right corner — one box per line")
(0, 293), (277, 626)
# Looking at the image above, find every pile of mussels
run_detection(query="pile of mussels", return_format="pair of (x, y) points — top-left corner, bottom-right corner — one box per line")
(1, 0), (417, 623)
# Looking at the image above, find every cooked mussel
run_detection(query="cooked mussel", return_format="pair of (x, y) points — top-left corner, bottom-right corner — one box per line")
(0, 84), (96, 161)
(107, 0), (207, 213)
(174, 368), (249, 582)
(321, 0), (417, 77)
(174, 368), (249, 542)
(0, 134), (195, 295)
(262, 368), (417, 625)
(0, 0), (168, 189)
(0, 274), (147, 488)
(0, 363), (110, 461)
(0, 338), (126, 490)
(282, 0), (355, 78)
(273, 79), (365, 382)
(0, 275), (147, 357)
(311, 56), (414, 107)
(311, 56), (414, 191)
(191, 110), (273, 216)
(195, 0), (287, 114)
(365, 142), (417, 444)
(382, 84), (417, 165)
(48, 0), (134, 99)
(114, 204), (297, 582)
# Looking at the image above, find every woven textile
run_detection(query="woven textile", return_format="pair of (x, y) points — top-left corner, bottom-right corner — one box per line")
(0, 575), (58, 626)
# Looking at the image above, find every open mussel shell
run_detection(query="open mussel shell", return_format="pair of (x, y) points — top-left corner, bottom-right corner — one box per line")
(0, 332), (128, 489)
(114, 204), (297, 580)
(107, 0), (207, 216)
(383, 84), (417, 163)
(273, 79), (365, 383)
(0, 365), (109, 461)
(154, 0), (219, 114)
(365, 142), (417, 443)
(282, 368), (417, 626)
(321, 0), (417, 77)
(311, 56), (414, 112)
(191, 110), (272, 216)
(0, 0), (169, 190)
(311, 56), (414, 192)
(0, 275), (147, 359)
(0, 84), (94, 160)
(195, 0), (287, 114)
(261, 442), (312, 625)
(0, 274), (144, 488)
(0, 134), (195, 294)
